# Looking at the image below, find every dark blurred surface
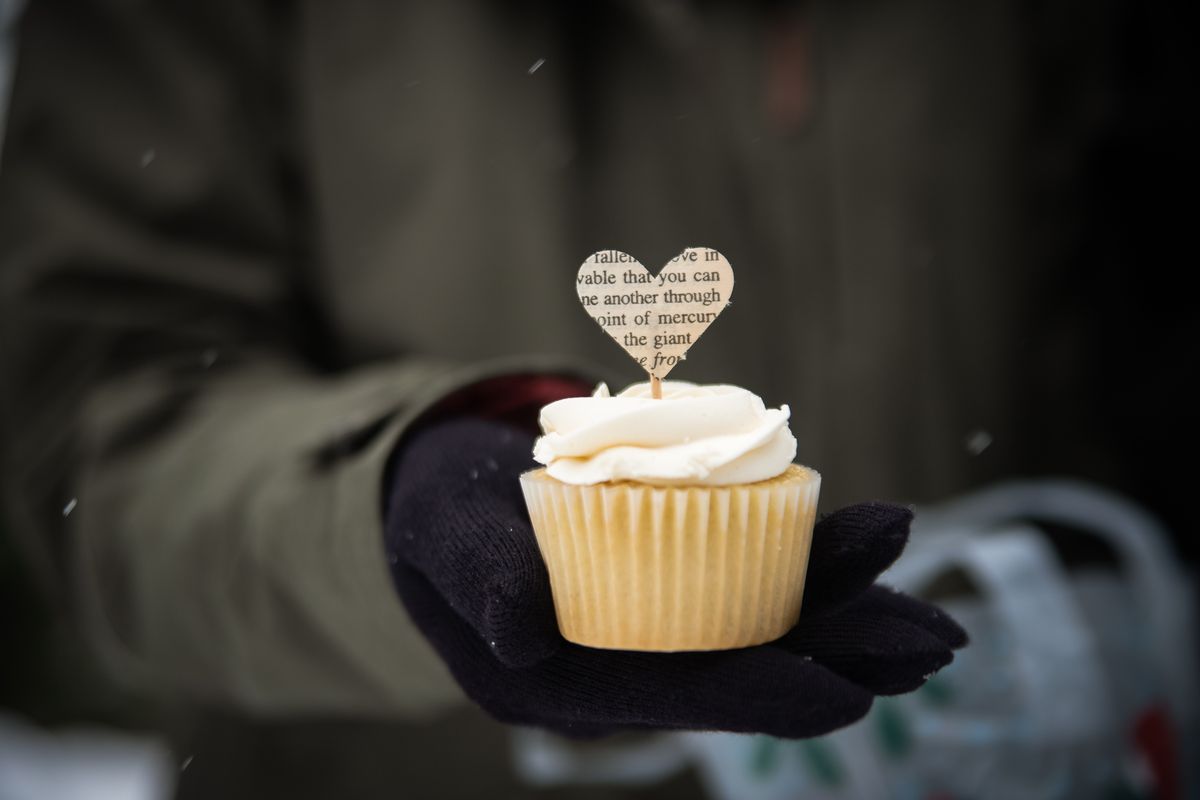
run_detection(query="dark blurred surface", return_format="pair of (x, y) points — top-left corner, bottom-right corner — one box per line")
(1020, 1), (1196, 555)
(169, 708), (706, 800)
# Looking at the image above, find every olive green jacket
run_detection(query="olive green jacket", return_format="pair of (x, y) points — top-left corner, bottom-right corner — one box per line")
(1, 0), (1074, 721)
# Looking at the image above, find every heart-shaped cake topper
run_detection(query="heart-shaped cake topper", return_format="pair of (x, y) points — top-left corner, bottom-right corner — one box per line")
(576, 247), (734, 393)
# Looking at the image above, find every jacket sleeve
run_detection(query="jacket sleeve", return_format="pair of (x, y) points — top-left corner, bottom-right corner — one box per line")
(0, 0), (551, 716)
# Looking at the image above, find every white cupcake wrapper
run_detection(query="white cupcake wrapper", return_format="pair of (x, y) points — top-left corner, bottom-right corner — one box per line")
(520, 466), (820, 651)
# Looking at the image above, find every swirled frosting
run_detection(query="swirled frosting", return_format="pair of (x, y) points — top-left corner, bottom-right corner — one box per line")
(532, 381), (797, 486)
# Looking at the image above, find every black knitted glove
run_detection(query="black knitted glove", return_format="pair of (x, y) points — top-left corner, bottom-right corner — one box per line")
(385, 418), (966, 739)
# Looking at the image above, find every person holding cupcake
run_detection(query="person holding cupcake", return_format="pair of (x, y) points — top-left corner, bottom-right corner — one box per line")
(382, 262), (967, 739)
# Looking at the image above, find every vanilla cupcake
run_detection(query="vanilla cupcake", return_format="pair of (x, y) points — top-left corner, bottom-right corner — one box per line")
(520, 381), (820, 651)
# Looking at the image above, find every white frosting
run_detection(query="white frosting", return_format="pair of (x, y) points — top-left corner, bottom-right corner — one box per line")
(532, 381), (797, 486)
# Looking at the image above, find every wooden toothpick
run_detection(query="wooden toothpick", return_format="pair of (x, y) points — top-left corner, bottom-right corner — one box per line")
(650, 375), (663, 399)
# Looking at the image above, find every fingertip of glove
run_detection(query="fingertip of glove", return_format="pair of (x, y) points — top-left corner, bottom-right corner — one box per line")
(935, 610), (969, 650)
(780, 595), (960, 698)
(816, 502), (913, 553)
(864, 584), (970, 650)
(862, 641), (956, 697)
(874, 646), (956, 696)
(804, 503), (913, 614)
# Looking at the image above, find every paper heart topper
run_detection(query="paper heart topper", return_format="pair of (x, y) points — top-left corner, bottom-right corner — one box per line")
(576, 247), (734, 395)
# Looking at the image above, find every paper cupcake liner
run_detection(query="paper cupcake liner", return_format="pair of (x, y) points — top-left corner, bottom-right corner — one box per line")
(520, 465), (820, 651)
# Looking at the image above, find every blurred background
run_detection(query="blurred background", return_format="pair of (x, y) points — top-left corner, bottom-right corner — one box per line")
(1, 0), (1196, 798)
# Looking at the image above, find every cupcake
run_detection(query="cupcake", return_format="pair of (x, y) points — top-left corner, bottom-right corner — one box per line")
(520, 381), (820, 651)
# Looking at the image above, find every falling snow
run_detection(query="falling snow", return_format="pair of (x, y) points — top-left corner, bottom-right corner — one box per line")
(62, 498), (77, 517)
(140, 149), (156, 167)
(528, 58), (545, 75)
(964, 429), (993, 456)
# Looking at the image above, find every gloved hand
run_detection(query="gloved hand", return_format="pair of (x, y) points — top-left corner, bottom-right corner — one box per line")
(385, 418), (966, 739)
